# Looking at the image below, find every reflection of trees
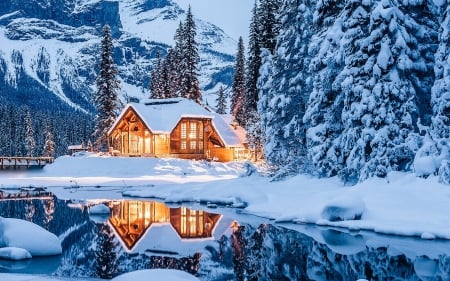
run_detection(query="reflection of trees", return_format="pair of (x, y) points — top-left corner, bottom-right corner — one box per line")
(94, 223), (118, 279)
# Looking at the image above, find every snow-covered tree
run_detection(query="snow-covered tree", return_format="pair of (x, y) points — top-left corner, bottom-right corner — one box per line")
(231, 37), (246, 126)
(216, 85), (227, 114)
(93, 24), (120, 150)
(431, 1), (450, 140)
(181, 6), (201, 103)
(336, 0), (438, 181)
(303, 0), (346, 177)
(244, 2), (262, 124)
(24, 108), (36, 157)
(260, 0), (315, 175)
(42, 121), (55, 157)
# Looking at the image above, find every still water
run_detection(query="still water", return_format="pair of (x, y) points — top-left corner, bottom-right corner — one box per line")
(0, 194), (449, 280)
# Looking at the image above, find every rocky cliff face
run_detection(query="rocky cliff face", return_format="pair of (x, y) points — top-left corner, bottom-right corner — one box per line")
(0, 0), (236, 113)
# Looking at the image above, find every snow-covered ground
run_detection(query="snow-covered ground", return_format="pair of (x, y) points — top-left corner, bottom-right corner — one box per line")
(1, 153), (450, 242)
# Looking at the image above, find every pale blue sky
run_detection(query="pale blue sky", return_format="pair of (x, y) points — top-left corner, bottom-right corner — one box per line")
(172, 0), (253, 43)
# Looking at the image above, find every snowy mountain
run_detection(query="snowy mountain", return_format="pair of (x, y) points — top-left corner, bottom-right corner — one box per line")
(0, 0), (237, 114)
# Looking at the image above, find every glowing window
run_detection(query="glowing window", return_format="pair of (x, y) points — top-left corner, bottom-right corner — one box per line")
(181, 123), (187, 139)
(199, 140), (203, 150)
(190, 122), (197, 139)
(181, 141), (187, 150)
(181, 207), (187, 235)
(199, 122), (203, 139)
(189, 211), (197, 236)
(190, 141), (197, 150)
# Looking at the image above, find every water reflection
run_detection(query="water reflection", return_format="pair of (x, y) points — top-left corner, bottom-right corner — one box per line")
(0, 194), (449, 280)
(105, 201), (222, 251)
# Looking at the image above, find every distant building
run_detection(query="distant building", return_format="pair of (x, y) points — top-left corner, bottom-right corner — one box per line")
(107, 98), (248, 162)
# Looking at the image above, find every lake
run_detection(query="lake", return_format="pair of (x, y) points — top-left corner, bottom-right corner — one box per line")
(0, 194), (449, 280)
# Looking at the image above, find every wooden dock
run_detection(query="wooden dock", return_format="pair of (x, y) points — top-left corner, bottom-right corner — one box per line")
(0, 157), (54, 169)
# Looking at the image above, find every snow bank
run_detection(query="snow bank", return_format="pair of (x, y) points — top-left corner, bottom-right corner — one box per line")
(112, 269), (200, 281)
(0, 247), (31, 260)
(0, 217), (62, 256)
(320, 195), (365, 221)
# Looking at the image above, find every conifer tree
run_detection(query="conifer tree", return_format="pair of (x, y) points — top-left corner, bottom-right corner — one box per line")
(216, 85), (227, 114)
(93, 24), (120, 150)
(431, 2), (450, 140)
(231, 37), (246, 125)
(244, 2), (262, 123)
(303, 0), (346, 177)
(182, 6), (201, 103)
(150, 51), (162, 98)
(260, 0), (315, 174)
(42, 121), (55, 157)
(336, 0), (438, 181)
(24, 108), (36, 157)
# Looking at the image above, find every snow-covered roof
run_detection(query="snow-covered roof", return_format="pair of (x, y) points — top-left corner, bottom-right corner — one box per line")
(110, 98), (244, 147)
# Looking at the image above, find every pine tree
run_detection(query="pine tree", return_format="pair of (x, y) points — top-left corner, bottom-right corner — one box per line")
(257, 0), (282, 54)
(150, 51), (162, 98)
(42, 121), (55, 157)
(431, 2), (450, 140)
(231, 36), (246, 126)
(93, 24), (120, 150)
(24, 108), (36, 157)
(260, 0), (315, 175)
(336, 0), (438, 181)
(244, 2), (263, 122)
(303, 0), (346, 177)
(216, 85), (227, 114)
(181, 6), (201, 103)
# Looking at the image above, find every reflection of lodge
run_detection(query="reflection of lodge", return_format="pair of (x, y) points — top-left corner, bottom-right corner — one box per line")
(108, 201), (221, 250)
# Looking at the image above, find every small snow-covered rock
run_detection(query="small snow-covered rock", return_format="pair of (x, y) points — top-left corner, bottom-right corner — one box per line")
(89, 203), (110, 214)
(321, 195), (365, 222)
(0, 247), (32, 260)
(2, 218), (62, 256)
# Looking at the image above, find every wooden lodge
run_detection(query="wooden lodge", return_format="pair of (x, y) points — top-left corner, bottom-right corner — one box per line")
(107, 98), (248, 162)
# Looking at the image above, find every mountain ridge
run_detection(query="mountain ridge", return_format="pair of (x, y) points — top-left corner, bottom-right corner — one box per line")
(0, 0), (237, 113)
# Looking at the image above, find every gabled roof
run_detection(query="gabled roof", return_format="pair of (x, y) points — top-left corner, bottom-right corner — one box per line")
(109, 98), (244, 147)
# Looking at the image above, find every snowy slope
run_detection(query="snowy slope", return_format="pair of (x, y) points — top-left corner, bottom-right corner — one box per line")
(0, 0), (236, 112)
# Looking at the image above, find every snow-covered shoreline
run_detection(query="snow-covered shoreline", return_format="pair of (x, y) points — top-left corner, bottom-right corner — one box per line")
(1, 154), (450, 240)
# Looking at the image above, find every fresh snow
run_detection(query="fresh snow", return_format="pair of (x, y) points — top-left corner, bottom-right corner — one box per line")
(0, 217), (62, 256)
(1, 154), (450, 242)
(0, 247), (32, 261)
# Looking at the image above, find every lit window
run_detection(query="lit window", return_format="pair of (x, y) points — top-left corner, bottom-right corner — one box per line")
(181, 123), (187, 139)
(181, 141), (187, 150)
(199, 140), (203, 150)
(199, 122), (203, 139)
(190, 122), (197, 139)
(189, 211), (197, 236)
(190, 141), (197, 150)
(181, 207), (187, 235)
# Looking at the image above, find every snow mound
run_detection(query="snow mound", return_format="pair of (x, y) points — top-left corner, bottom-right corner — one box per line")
(89, 203), (110, 214)
(0, 218), (62, 256)
(0, 247), (32, 260)
(320, 195), (365, 222)
(112, 269), (200, 281)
